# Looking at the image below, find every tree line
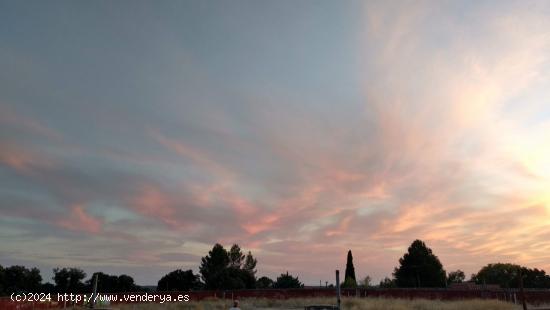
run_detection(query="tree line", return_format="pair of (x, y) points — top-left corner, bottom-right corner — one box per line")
(3, 239), (550, 295)
(341, 240), (550, 289)
(156, 243), (303, 291)
(0, 243), (303, 295)
(0, 266), (141, 296)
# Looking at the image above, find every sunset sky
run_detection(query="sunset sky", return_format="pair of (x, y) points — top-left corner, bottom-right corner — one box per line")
(1, 1), (550, 285)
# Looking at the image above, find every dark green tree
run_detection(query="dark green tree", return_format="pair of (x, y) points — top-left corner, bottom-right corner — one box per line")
(117, 274), (138, 292)
(5, 266), (28, 293)
(199, 244), (230, 289)
(472, 263), (520, 288)
(0, 265), (5, 295)
(239, 268), (257, 289)
(342, 250), (357, 288)
(53, 268), (86, 293)
(229, 244), (245, 268)
(199, 243), (259, 289)
(256, 276), (274, 288)
(2, 266), (42, 294)
(25, 267), (43, 292)
(447, 270), (465, 284)
(84, 272), (138, 293)
(243, 251), (257, 276)
(157, 269), (202, 291)
(273, 272), (303, 288)
(522, 268), (550, 288)
(86, 272), (118, 293)
(393, 240), (446, 287)
(218, 267), (256, 289)
(472, 263), (550, 288)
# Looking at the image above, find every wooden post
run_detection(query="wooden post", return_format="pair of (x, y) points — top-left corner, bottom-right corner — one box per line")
(336, 270), (341, 310)
(519, 269), (527, 310)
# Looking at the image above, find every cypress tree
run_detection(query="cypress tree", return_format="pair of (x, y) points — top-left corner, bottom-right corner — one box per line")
(344, 250), (357, 287)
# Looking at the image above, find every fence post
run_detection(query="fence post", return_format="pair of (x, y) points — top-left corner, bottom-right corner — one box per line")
(336, 270), (341, 310)
(519, 269), (527, 310)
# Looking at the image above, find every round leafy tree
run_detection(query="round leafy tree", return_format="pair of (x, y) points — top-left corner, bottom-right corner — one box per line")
(393, 240), (446, 287)
(273, 272), (303, 288)
(157, 269), (201, 291)
(256, 276), (274, 288)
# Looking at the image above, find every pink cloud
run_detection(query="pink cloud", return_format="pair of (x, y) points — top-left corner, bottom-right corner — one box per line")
(56, 205), (102, 234)
(151, 130), (233, 180)
(0, 143), (52, 173)
(242, 214), (279, 235)
(131, 184), (180, 228)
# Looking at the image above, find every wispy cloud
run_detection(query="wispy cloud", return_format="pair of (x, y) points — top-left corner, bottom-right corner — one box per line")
(56, 204), (102, 234)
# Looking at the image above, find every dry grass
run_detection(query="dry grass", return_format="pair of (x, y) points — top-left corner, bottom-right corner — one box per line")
(115, 297), (521, 310)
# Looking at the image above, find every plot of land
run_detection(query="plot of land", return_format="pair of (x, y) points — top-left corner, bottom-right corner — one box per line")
(113, 297), (527, 310)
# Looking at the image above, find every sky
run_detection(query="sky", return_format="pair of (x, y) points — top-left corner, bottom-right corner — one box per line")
(1, 0), (550, 286)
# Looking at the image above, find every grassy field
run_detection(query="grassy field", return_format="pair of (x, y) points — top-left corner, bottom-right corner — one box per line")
(115, 297), (522, 310)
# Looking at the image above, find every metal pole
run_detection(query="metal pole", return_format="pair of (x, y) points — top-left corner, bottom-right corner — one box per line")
(336, 270), (341, 310)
